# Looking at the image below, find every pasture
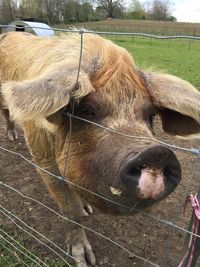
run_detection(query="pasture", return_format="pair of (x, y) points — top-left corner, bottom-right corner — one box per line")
(65, 19), (200, 36)
(108, 35), (200, 88)
(1, 24), (200, 267)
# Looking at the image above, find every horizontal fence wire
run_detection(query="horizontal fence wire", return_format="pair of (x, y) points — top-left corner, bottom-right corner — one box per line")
(0, 143), (199, 239)
(0, 207), (75, 267)
(65, 113), (200, 155)
(0, 234), (33, 267)
(0, 24), (200, 267)
(0, 144), (199, 267)
(1, 24), (200, 40)
(0, 181), (160, 267)
(0, 240), (30, 267)
(0, 228), (48, 267)
(0, 143), (198, 212)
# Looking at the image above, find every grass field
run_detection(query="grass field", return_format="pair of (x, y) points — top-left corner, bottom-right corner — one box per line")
(107, 35), (200, 89)
(64, 19), (200, 36)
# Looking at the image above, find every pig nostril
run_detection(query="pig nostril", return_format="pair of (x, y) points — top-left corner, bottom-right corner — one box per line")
(127, 167), (141, 178)
(164, 166), (179, 185)
(121, 165), (142, 188)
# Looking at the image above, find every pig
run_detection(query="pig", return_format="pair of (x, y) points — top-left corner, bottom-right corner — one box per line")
(1, 31), (200, 266)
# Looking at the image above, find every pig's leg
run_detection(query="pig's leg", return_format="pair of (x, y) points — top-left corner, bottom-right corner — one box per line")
(1, 108), (18, 141)
(23, 122), (96, 267)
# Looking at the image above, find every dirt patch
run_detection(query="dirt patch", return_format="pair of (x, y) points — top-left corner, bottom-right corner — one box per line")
(1, 113), (200, 267)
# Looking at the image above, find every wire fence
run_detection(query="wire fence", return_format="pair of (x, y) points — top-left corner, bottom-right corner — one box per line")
(0, 25), (200, 267)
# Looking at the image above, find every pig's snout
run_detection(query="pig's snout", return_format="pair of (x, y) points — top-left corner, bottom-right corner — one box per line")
(120, 145), (181, 200)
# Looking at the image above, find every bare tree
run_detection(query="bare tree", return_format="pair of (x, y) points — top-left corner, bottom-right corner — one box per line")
(96, 0), (123, 18)
(144, 0), (174, 20)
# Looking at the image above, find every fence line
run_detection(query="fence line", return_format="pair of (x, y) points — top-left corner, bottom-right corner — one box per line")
(0, 146), (200, 241)
(1, 25), (200, 41)
(0, 157), (161, 267)
(0, 144), (198, 219)
(0, 143), (200, 267)
(0, 24), (200, 267)
(0, 145), (135, 210)
(0, 146), (199, 266)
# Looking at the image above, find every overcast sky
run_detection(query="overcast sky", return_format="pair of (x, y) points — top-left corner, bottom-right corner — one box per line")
(125, 0), (200, 23)
(172, 0), (200, 23)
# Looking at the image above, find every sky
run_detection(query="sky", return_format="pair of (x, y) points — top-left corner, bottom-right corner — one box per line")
(125, 0), (200, 23)
(172, 0), (200, 23)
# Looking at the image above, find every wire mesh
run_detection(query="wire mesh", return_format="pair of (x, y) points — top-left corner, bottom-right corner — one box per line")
(0, 24), (200, 267)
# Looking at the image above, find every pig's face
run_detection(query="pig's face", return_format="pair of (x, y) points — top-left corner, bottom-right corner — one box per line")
(59, 80), (181, 213)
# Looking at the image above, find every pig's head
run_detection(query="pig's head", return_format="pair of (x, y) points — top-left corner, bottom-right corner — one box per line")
(2, 34), (200, 213)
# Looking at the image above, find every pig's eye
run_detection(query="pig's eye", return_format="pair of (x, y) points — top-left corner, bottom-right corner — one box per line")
(76, 93), (108, 120)
(79, 104), (96, 117)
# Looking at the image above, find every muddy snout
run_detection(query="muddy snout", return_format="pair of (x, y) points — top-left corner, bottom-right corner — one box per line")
(120, 145), (181, 200)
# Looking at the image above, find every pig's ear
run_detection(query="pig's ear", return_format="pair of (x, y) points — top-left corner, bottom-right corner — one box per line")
(1, 64), (94, 125)
(147, 73), (200, 137)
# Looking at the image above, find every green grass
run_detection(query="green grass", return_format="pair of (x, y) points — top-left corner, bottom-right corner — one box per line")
(105, 35), (200, 89)
(0, 227), (71, 267)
